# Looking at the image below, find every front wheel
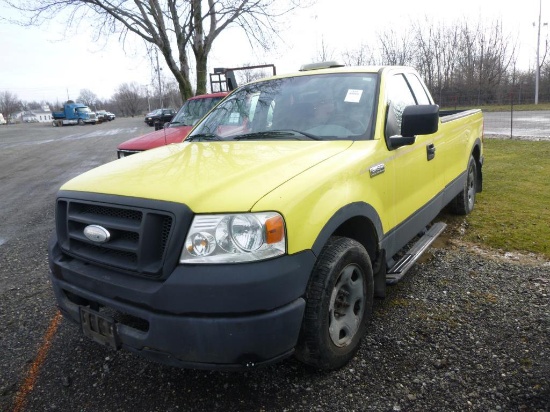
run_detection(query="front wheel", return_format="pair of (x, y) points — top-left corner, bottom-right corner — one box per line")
(78, 118), (84, 126)
(451, 156), (477, 215)
(295, 236), (373, 370)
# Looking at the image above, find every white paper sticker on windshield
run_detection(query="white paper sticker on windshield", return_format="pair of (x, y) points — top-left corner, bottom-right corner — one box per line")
(229, 112), (240, 124)
(344, 89), (363, 103)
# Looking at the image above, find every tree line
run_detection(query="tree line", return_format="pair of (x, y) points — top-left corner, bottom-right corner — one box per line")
(339, 18), (548, 107)
(2, 7), (550, 121)
(0, 80), (184, 122)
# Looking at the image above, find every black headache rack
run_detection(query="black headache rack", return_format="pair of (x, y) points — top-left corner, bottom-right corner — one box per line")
(209, 64), (277, 93)
(55, 192), (192, 279)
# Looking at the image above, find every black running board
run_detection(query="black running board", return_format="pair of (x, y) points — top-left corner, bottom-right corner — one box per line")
(386, 222), (447, 285)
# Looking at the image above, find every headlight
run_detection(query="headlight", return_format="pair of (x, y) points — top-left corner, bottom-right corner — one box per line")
(180, 212), (286, 264)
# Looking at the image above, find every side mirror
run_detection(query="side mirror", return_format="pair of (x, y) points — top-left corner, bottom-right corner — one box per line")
(401, 104), (439, 137)
(389, 104), (439, 149)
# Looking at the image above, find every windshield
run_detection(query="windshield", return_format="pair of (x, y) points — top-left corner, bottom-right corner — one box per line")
(170, 97), (224, 127)
(189, 73), (377, 141)
(76, 107), (91, 113)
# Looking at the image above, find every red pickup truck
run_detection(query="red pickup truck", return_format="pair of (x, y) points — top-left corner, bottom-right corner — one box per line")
(117, 92), (228, 158)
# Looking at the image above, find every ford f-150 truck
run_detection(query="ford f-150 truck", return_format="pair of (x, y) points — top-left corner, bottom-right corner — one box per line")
(48, 63), (483, 371)
(117, 92), (228, 158)
(52, 101), (97, 126)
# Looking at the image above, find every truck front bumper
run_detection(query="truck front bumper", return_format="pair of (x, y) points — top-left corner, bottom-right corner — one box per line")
(48, 238), (316, 370)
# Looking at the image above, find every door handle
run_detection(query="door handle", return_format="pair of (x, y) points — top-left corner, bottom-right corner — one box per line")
(426, 144), (436, 161)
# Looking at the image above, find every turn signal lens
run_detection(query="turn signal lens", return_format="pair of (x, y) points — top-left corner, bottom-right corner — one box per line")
(265, 215), (284, 244)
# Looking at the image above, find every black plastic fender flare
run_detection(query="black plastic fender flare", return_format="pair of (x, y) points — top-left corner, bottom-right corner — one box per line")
(310, 201), (383, 257)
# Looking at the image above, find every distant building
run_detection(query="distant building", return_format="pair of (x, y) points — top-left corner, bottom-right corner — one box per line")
(12, 106), (52, 123)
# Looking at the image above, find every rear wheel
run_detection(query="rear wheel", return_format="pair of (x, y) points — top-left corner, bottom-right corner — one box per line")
(295, 236), (373, 370)
(451, 156), (477, 215)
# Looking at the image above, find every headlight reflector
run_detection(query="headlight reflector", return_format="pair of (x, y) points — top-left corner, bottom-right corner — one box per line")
(230, 214), (263, 252)
(180, 212), (286, 264)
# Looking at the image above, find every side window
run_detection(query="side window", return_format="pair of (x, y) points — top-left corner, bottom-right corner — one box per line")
(406, 74), (432, 104)
(385, 74), (416, 138)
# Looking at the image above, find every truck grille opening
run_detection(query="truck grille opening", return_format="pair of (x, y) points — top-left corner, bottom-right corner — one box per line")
(56, 199), (175, 278)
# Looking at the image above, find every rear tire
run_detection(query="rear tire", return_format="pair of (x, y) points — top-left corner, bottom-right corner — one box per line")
(451, 156), (477, 215)
(295, 236), (373, 370)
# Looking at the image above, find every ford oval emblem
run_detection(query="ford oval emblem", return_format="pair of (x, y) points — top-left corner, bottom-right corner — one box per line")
(83, 225), (111, 243)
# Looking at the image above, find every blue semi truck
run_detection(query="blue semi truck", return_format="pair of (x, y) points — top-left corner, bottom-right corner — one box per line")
(52, 101), (97, 126)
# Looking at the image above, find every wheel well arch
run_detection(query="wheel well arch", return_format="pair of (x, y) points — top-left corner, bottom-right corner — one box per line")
(332, 216), (379, 262)
(471, 138), (483, 192)
(311, 202), (382, 263)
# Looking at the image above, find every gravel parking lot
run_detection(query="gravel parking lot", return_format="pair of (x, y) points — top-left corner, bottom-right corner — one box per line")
(0, 118), (548, 412)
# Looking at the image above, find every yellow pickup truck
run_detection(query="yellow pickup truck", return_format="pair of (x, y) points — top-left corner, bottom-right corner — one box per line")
(48, 63), (484, 371)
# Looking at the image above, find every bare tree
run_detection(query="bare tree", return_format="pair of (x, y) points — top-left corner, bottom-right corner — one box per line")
(478, 20), (516, 103)
(6, 0), (309, 101)
(77, 89), (98, 109)
(340, 43), (376, 66)
(341, 17), (521, 106)
(412, 19), (461, 103)
(162, 81), (184, 109)
(113, 82), (143, 117)
(0, 91), (22, 123)
(378, 29), (413, 66)
(233, 63), (275, 86)
(314, 36), (335, 63)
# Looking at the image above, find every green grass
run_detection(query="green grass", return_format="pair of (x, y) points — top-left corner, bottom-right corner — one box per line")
(441, 139), (550, 259)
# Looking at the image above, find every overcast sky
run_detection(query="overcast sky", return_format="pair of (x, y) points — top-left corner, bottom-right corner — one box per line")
(0, 0), (547, 103)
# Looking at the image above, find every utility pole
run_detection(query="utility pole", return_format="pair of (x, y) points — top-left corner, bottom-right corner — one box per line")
(535, 0), (542, 104)
(155, 49), (163, 108)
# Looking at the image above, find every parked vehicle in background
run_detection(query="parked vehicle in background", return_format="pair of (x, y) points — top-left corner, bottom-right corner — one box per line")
(49, 62), (484, 371)
(117, 92), (228, 158)
(144, 108), (176, 129)
(95, 110), (107, 122)
(0, 114), (6, 125)
(96, 110), (115, 121)
(52, 101), (97, 126)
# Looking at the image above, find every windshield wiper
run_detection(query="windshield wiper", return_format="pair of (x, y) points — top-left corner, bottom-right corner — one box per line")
(186, 133), (222, 142)
(233, 130), (321, 141)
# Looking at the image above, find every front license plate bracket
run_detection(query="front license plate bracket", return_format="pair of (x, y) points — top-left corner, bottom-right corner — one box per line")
(80, 307), (120, 350)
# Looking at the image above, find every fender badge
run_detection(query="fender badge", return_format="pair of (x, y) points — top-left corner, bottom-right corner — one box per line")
(369, 163), (385, 178)
(83, 225), (111, 243)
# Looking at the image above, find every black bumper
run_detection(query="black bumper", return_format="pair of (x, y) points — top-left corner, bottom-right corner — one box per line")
(48, 236), (316, 370)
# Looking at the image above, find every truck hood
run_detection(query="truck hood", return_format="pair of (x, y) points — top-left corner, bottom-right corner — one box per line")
(62, 140), (353, 212)
(117, 125), (192, 151)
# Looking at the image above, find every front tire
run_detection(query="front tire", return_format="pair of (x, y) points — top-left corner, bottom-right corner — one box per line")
(295, 236), (373, 370)
(451, 156), (477, 215)
(78, 118), (84, 126)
